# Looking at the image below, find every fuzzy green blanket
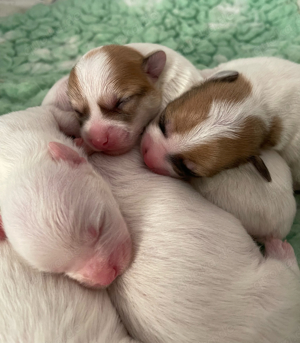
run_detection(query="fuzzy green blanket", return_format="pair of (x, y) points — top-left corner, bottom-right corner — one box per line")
(0, 0), (299, 262)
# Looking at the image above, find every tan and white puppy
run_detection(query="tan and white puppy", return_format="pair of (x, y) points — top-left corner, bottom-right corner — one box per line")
(65, 43), (203, 155)
(141, 57), (300, 183)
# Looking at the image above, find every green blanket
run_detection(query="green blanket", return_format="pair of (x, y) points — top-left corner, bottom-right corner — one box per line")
(0, 0), (299, 263)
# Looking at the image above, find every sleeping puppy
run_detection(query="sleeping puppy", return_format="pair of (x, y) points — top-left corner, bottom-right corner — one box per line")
(142, 57), (300, 184)
(57, 43), (203, 155)
(90, 147), (300, 343)
(141, 64), (297, 240)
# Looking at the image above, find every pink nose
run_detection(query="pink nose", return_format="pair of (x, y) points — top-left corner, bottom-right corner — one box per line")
(88, 125), (129, 152)
(141, 133), (170, 176)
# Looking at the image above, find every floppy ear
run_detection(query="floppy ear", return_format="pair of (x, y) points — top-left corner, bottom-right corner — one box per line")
(42, 76), (73, 112)
(48, 142), (87, 165)
(249, 155), (272, 182)
(142, 50), (166, 82)
(208, 70), (239, 83)
(0, 214), (6, 241)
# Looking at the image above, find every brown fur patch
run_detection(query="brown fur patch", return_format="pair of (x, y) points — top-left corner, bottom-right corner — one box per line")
(68, 68), (90, 121)
(180, 116), (267, 177)
(165, 74), (252, 135)
(97, 45), (158, 123)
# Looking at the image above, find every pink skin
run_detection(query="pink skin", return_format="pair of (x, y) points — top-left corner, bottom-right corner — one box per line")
(265, 238), (300, 274)
(84, 123), (132, 155)
(141, 132), (170, 176)
(73, 238), (132, 287)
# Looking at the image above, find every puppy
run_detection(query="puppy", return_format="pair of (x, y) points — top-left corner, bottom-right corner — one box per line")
(142, 57), (300, 183)
(63, 43), (203, 155)
(0, 103), (132, 288)
(191, 150), (296, 241)
(0, 242), (139, 343)
(88, 147), (300, 343)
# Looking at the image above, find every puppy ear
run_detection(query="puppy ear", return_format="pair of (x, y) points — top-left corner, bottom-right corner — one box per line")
(142, 50), (166, 82)
(0, 214), (6, 241)
(208, 70), (239, 83)
(42, 76), (73, 112)
(48, 142), (87, 165)
(249, 155), (272, 182)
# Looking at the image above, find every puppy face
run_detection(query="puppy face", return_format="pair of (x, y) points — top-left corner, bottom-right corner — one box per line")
(68, 45), (166, 155)
(141, 71), (277, 181)
(3, 143), (132, 288)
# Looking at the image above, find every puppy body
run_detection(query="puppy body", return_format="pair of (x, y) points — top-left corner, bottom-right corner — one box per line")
(191, 150), (296, 241)
(0, 105), (132, 287)
(90, 148), (300, 343)
(67, 43), (203, 154)
(142, 56), (300, 183)
(0, 242), (138, 343)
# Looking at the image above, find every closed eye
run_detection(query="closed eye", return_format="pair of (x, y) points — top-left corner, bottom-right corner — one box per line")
(74, 109), (84, 119)
(169, 155), (198, 178)
(158, 113), (167, 137)
(116, 96), (132, 110)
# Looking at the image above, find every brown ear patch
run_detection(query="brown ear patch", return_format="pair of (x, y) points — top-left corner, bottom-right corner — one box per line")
(249, 155), (272, 182)
(100, 45), (155, 96)
(164, 73), (252, 135)
(180, 116), (267, 177)
(97, 45), (161, 123)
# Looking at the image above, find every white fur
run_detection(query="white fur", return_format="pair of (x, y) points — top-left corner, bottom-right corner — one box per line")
(0, 242), (138, 343)
(0, 105), (131, 286)
(191, 150), (296, 241)
(203, 57), (300, 183)
(89, 147), (300, 343)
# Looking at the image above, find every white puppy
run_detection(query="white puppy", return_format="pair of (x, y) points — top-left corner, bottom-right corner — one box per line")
(191, 150), (296, 241)
(63, 43), (203, 155)
(0, 103), (132, 287)
(0, 242), (139, 343)
(88, 148), (300, 343)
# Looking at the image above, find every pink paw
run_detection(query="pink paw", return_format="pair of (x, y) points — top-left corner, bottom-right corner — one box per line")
(265, 239), (299, 273)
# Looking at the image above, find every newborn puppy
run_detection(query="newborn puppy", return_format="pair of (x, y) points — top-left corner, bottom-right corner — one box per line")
(89, 148), (300, 343)
(142, 57), (300, 183)
(191, 150), (296, 241)
(0, 104), (132, 288)
(65, 43), (203, 155)
(0, 242), (139, 343)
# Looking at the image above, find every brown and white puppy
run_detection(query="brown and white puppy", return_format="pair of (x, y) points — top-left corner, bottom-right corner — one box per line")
(66, 43), (203, 155)
(141, 57), (300, 183)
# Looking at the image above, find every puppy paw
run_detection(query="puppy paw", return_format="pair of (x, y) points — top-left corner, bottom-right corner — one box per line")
(265, 239), (299, 274)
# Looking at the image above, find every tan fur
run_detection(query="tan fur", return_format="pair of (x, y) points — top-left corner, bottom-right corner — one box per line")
(68, 69), (90, 120)
(165, 74), (252, 135)
(182, 116), (267, 177)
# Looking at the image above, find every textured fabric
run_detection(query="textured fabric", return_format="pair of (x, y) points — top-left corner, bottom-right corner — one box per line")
(0, 0), (299, 261)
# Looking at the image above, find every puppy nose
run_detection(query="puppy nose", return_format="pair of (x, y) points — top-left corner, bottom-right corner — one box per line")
(91, 135), (109, 150)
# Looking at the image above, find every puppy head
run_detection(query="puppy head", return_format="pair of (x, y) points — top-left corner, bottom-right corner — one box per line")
(141, 71), (276, 182)
(2, 142), (132, 288)
(68, 44), (167, 155)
